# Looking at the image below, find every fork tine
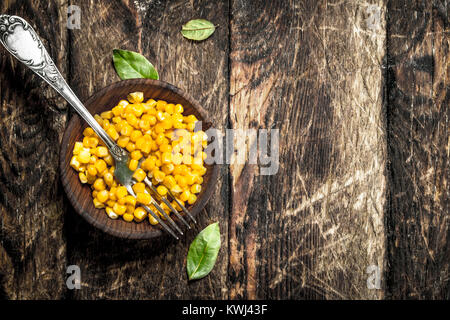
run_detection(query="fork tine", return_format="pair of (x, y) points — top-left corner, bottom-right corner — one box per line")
(168, 189), (197, 224)
(125, 185), (179, 240)
(160, 197), (191, 229)
(142, 177), (191, 229)
(144, 177), (197, 224)
(125, 185), (137, 200)
(151, 200), (184, 235)
(143, 177), (164, 196)
(143, 205), (179, 240)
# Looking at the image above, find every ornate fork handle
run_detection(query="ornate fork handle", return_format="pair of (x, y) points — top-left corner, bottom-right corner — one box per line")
(0, 15), (126, 161)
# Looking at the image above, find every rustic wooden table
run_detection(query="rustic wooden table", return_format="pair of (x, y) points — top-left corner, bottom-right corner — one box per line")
(0, 0), (448, 300)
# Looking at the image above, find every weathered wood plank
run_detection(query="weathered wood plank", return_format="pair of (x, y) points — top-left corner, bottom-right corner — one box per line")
(228, 0), (387, 299)
(385, 0), (449, 299)
(0, 0), (69, 299)
(0, 0), (447, 300)
(66, 0), (230, 299)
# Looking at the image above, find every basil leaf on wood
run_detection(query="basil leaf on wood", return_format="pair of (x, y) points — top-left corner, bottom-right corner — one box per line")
(181, 19), (215, 41)
(112, 49), (159, 80)
(187, 222), (221, 280)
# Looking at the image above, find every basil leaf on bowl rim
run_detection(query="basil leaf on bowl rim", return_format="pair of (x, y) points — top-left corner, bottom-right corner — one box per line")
(112, 49), (159, 80)
(187, 222), (221, 280)
(181, 19), (216, 41)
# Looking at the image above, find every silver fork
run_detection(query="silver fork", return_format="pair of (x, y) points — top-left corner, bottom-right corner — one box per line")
(0, 15), (194, 239)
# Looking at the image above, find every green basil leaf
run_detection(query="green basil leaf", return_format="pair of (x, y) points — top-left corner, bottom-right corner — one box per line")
(112, 49), (159, 80)
(187, 222), (221, 280)
(181, 19), (215, 41)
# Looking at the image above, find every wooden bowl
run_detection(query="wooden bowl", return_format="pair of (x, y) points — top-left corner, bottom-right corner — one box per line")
(59, 79), (219, 239)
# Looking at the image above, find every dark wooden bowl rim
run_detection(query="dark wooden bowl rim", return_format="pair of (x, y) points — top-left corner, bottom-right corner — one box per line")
(59, 79), (219, 239)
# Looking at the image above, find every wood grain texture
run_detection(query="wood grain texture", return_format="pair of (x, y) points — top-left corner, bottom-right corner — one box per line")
(385, 0), (449, 299)
(228, 0), (387, 299)
(0, 0), (69, 299)
(0, 0), (448, 300)
(65, 0), (230, 299)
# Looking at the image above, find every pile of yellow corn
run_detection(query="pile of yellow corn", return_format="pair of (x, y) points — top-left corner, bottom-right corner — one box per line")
(70, 92), (207, 224)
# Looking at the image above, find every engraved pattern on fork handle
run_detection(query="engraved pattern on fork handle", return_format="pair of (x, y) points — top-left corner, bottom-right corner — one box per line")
(0, 15), (64, 90)
(0, 15), (126, 160)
